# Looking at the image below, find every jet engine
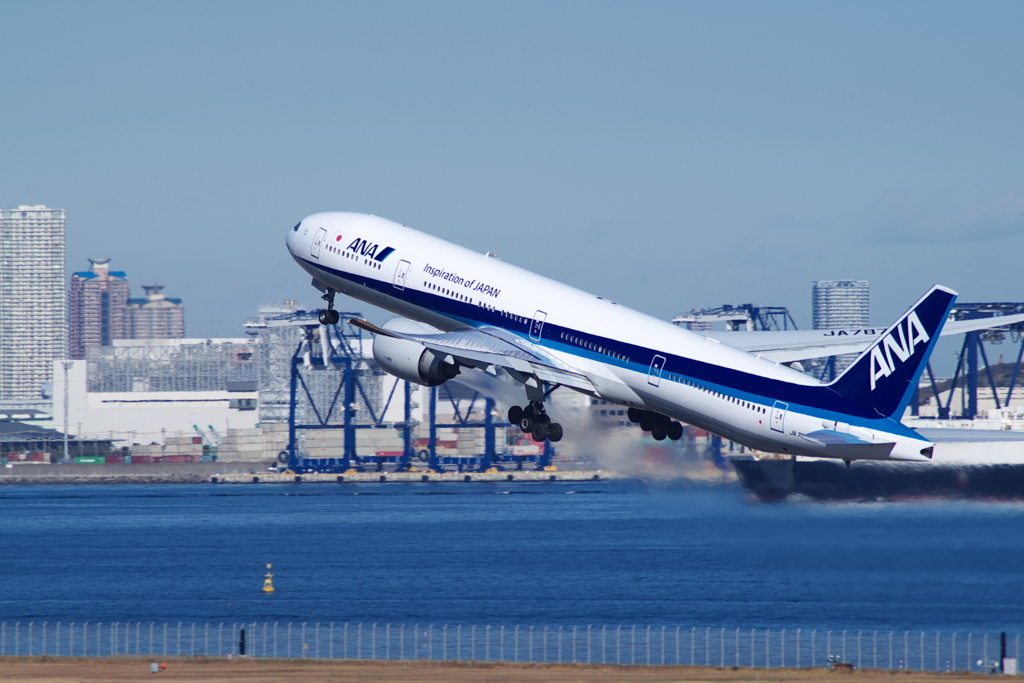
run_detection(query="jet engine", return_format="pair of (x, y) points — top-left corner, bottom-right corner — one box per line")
(372, 318), (460, 387)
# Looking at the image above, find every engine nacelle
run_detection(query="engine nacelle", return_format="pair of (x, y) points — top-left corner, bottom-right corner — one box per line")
(372, 318), (460, 387)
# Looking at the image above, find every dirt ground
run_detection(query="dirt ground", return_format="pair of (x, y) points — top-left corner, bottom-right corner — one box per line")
(0, 657), (999, 683)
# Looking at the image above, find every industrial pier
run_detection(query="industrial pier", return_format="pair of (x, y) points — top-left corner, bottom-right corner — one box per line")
(211, 469), (608, 484)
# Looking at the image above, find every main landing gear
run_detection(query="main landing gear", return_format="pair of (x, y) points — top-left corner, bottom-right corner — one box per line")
(627, 407), (684, 441)
(318, 288), (340, 325)
(507, 402), (563, 443)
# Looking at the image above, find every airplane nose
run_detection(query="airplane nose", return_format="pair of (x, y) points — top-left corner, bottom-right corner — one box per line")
(286, 221), (302, 252)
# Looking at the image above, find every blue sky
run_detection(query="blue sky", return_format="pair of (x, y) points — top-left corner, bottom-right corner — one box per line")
(2, 1), (1022, 353)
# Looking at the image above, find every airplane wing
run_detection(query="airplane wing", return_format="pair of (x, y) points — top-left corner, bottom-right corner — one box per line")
(704, 312), (1024, 364)
(348, 318), (600, 394)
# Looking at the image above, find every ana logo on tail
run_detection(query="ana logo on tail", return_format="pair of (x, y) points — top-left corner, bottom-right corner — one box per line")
(869, 311), (931, 391)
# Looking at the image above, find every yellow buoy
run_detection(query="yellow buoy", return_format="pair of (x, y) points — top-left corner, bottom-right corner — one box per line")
(263, 564), (274, 593)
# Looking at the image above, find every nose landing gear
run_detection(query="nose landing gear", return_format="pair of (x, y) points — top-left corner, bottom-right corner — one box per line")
(318, 288), (340, 325)
(507, 402), (563, 443)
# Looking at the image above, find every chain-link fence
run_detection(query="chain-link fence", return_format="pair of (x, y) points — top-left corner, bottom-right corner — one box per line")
(0, 621), (1019, 671)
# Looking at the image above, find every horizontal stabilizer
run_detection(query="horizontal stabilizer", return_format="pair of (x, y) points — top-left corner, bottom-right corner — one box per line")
(800, 430), (897, 460)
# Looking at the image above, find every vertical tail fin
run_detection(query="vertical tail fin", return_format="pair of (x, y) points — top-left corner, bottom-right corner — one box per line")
(829, 285), (957, 420)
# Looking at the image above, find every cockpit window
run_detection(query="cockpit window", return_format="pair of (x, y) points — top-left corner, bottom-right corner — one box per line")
(293, 222), (301, 231)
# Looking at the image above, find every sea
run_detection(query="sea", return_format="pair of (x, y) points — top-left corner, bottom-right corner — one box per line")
(1, 480), (1023, 633)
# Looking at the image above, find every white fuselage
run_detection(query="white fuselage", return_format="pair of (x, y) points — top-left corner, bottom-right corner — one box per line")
(286, 212), (932, 461)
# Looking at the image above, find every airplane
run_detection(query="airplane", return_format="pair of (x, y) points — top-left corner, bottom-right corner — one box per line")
(286, 212), (1023, 465)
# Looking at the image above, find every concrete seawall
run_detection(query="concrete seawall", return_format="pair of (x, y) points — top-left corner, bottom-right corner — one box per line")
(0, 461), (271, 485)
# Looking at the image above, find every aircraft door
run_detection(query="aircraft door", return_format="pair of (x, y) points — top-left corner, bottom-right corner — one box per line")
(393, 259), (411, 290)
(770, 401), (788, 433)
(648, 355), (666, 387)
(310, 227), (327, 259)
(529, 311), (547, 341)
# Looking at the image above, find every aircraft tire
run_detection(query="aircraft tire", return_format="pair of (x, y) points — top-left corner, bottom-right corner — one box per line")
(508, 405), (523, 425)
(520, 417), (534, 433)
(531, 424), (547, 442)
(651, 425), (667, 441)
(667, 421), (683, 441)
(639, 414), (655, 432)
(627, 407), (643, 423)
(547, 422), (563, 442)
(318, 310), (331, 325)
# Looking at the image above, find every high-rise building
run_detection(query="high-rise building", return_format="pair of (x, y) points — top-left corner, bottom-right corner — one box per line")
(0, 205), (67, 400)
(812, 280), (870, 375)
(69, 258), (131, 359)
(812, 280), (870, 329)
(127, 284), (185, 339)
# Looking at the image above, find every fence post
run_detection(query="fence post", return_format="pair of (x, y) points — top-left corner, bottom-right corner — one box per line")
(796, 629), (801, 669)
(781, 628), (785, 668)
(889, 631), (893, 670)
(842, 629), (846, 664)
(811, 630), (816, 668)
(676, 627), (680, 666)
(737, 627), (741, 667)
(399, 623), (403, 661)
(617, 625), (621, 665)
(646, 625), (650, 665)
(705, 626), (710, 667)
(874, 631), (877, 669)
(528, 625), (533, 663)
(359, 623), (364, 660)
(921, 632), (925, 671)
(749, 628), (753, 668)
(632, 625), (636, 666)
(692, 626), (696, 667)
(486, 625), (491, 662)
(587, 625), (591, 664)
